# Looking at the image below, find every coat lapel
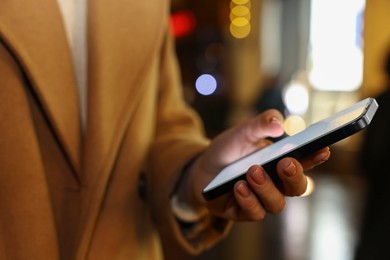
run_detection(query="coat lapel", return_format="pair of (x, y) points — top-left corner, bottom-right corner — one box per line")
(83, 0), (167, 190)
(76, 0), (167, 258)
(0, 0), (82, 178)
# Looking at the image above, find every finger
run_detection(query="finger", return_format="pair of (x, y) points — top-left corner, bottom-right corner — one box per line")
(246, 165), (286, 214)
(299, 147), (331, 170)
(277, 157), (307, 196)
(238, 109), (285, 144)
(233, 180), (267, 221)
(204, 109), (285, 168)
(254, 138), (273, 150)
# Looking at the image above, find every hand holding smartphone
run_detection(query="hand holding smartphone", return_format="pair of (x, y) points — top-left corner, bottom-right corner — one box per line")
(202, 97), (378, 201)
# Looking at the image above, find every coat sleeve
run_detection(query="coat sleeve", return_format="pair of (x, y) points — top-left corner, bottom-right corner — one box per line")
(145, 30), (233, 256)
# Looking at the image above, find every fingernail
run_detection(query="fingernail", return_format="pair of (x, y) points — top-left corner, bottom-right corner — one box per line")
(283, 161), (297, 177)
(250, 166), (266, 185)
(270, 116), (283, 126)
(315, 148), (330, 163)
(236, 182), (250, 197)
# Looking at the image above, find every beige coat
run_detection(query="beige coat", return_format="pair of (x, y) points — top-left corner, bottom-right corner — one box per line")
(0, 0), (230, 259)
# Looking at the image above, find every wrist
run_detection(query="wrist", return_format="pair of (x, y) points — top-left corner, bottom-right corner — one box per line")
(171, 194), (208, 223)
(171, 156), (209, 222)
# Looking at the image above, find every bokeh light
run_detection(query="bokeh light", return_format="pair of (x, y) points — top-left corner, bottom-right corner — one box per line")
(230, 18), (251, 39)
(195, 74), (218, 96)
(170, 10), (196, 38)
(308, 0), (364, 91)
(229, 0), (251, 39)
(283, 115), (307, 136)
(232, 0), (249, 5)
(283, 82), (309, 115)
(230, 5), (251, 21)
(300, 176), (315, 197)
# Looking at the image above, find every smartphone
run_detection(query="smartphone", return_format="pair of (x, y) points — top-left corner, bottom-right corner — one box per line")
(202, 97), (379, 201)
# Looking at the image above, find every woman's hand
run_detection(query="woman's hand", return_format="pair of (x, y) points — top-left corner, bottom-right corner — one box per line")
(178, 109), (330, 222)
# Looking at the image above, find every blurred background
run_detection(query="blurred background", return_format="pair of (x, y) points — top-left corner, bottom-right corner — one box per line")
(168, 0), (390, 259)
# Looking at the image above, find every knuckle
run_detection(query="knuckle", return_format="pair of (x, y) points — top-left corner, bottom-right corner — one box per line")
(251, 210), (266, 222)
(241, 200), (267, 221)
(268, 199), (286, 214)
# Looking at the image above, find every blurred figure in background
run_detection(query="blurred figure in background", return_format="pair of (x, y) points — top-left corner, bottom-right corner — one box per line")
(354, 46), (390, 260)
(256, 74), (286, 116)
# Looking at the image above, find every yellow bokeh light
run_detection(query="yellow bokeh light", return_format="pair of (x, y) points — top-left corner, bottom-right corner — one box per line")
(232, 0), (249, 5)
(230, 21), (251, 39)
(230, 1), (251, 11)
(230, 0), (251, 39)
(231, 17), (249, 27)
(283, 115), (306, 136)
(230, 6), (251, 21)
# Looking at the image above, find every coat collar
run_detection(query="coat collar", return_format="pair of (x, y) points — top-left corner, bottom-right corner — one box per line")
(0, 0), (82, 178)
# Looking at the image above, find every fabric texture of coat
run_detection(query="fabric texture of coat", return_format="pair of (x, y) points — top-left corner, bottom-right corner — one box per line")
(0, 0), (230, 259)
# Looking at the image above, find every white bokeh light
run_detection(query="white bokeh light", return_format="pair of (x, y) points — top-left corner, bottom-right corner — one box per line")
(283, 82), (309, 115)
(195, 74), (217, 96)
(308, 0), (365, 91)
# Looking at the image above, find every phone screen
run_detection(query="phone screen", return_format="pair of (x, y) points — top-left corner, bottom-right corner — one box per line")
(203, 97), (377, 199)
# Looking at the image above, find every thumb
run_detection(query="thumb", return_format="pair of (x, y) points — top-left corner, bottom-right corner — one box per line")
(199, 109), (285, 171)
(241, 109), (285, 143)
